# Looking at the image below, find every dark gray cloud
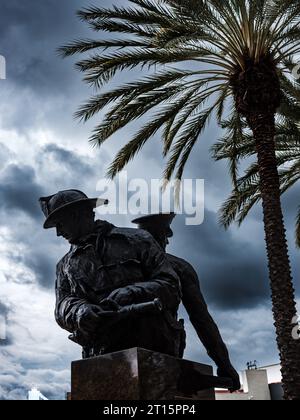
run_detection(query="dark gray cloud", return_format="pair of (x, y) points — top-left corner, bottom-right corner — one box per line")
(35, 142), (111, 204)
(0, 0), (120, 103)
(0, 0), (86, 93)
(0, 301), (8, 316)
(0, 144), (13, 168)
(0, 0), (95, 136)
(169, 210), (270, 311)
(41, 143), (95, 178)
(0, 164), (43, 219)
(0, 141), (108, 224)
(0, 301), (13, 347)
(0, 379), (27, 401)
(23, 253), (56, 290)
(0, 140), (111, 291)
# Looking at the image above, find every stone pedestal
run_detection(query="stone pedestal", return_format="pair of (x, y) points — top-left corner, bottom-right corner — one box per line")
(71, 348), (230, 400)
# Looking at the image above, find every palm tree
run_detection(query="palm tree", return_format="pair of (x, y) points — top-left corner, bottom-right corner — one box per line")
(59, 0), (300, 399)
(213, 114), (300, 246)
(222, 152), (300, 246)
(214, 121), (300, 244)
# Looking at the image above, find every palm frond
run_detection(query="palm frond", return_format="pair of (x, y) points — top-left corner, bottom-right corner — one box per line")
(90, 85), (183, 146)
(60, 0), (300, 192)
(74, 69), (192, 122)
(58, 38), (153, 57)
(218, 181), (261, 229)
(217, 115), (300, 247)
(212, 111), (250, 188)
(163, 107), (214, 182)
(106, 101), (189, 178)
(75, 47), (219, 88)
(296, 206), (300, 248)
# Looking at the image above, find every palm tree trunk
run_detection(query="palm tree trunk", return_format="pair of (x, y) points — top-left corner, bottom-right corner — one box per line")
(247, 112), (300, 400)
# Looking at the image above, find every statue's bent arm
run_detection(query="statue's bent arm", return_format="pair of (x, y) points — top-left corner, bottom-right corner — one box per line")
(106, 236), (181, 309)
(181, 263), (232, 369)
(55, 258), (95, 334)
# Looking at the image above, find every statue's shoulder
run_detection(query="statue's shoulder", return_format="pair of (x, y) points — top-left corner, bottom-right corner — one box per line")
(55, 252), (72, 280)
(108, 227), (154, 243)
(56, 249), (72, 269)
(57, 241), (83, 267)
(167, 253), (198, 278)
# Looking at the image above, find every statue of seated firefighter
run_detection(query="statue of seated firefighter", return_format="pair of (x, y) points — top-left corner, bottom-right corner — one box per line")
(39, 190), (240, 391)
(39, 190), (184, 359)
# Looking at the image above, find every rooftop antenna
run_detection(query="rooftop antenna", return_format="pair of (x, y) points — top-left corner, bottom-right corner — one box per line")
(247, 360), (258, 370)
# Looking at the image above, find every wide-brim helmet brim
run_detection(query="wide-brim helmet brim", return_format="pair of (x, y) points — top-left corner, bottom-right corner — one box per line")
(43, 198), (108, 229)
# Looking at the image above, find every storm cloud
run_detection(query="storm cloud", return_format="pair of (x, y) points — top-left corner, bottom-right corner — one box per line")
(0, 164), (43, 218)
(0, 0), (299, 400)
(171, 211), (270, 311)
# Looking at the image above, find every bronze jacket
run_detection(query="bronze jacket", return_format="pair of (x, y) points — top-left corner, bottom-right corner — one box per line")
(55, 221), (182, 356)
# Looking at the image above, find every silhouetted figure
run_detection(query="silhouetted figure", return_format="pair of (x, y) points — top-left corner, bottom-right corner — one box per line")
(132, 213), (241, 391)
(39, 190), (183, 359)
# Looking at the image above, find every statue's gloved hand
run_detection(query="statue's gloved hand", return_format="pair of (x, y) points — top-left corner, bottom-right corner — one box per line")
(106, 288), (134, 307)
(217, 365), (241, 392)
(76, 303), (122, 335)
(76, 304), (103, 334)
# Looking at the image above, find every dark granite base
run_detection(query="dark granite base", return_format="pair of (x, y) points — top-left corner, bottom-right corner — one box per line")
(71, 348), (224, 400)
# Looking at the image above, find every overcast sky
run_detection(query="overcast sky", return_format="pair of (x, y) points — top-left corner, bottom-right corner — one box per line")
(0, 0), (299, 400)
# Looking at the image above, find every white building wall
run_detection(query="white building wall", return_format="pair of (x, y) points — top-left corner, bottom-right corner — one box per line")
(260, 364), (282, 384)
(245, 370), (271, 400)
(216, 392), (250, 401)
(216, 369), (272, 401)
